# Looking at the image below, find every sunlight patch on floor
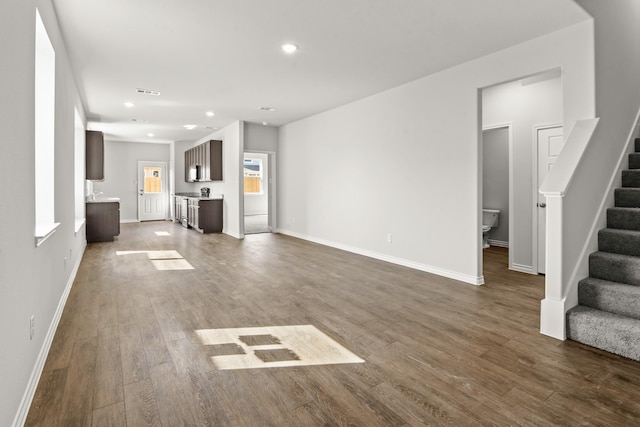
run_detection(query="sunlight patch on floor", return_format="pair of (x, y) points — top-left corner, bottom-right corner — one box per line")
(195, 325), (364, 370)
(154, 231), (171, 236)
(116, 249), (193, 270)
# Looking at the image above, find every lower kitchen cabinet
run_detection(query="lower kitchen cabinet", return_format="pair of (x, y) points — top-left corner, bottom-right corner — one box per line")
(187, 198), (222, 233)
(86, 202), (120, 243)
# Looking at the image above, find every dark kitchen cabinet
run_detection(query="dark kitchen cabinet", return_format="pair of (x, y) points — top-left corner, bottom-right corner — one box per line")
(186, 198), (222, 233)
(184, 140), (222, 182)
(86, 130), (104, 181)
(86, 202), (120, 243)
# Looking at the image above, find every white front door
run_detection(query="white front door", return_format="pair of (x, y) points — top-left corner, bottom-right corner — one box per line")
(138, 161), (167, 221)
(537, 126), (564, 274)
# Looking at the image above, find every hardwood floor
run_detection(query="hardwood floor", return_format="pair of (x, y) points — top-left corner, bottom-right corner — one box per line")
(26, 222), (640, 426)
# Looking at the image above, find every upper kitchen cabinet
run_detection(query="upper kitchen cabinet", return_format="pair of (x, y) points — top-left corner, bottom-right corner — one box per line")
(184, 139), (222, 182)
(86, 130), (104, 180)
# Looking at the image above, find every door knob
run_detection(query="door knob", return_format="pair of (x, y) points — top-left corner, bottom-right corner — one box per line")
(538, 203), (546, 208)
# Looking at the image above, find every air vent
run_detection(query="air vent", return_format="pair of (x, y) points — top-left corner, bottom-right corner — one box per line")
(136, 88), (160, 96)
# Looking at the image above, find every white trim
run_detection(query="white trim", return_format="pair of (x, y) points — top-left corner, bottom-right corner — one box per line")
(487, 239), (509, 248)
(74, 218), (86, 234)
(533, 123), (564, 275)
(120, 219), (140, 224)
(482, 123), (513, 271)
(540, 296), (567, 340)
(12, 242), (86, 427)
(35, 222), (60, 247)
(510, 263), (535, 274)
(278, 229), (484, 286)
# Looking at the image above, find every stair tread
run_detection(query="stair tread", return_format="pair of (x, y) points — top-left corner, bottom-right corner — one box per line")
(589, 251), (640, 286)
(598, 228), (640, 257)
(567, 306), (640, 361)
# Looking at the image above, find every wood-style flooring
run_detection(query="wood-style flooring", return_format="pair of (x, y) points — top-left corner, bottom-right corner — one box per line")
(26, 222), (640, 426)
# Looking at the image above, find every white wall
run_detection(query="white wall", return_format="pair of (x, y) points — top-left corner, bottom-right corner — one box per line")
(0, 0), (87, 424)
(482, 75), (563, 270)
(92, 140), (171, 222)
(278, 21), (594, 284)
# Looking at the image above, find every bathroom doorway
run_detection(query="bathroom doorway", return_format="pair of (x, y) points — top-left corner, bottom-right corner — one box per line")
(480, 68), (563, 280)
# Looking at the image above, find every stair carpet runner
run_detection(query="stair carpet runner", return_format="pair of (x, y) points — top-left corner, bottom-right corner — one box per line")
(566, 138), (640, 361)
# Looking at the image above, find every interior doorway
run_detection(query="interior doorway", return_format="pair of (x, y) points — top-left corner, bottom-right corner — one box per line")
(138, 161), (168, 221)
(243, 151), (276, 234)
(479, 68), (563, 282)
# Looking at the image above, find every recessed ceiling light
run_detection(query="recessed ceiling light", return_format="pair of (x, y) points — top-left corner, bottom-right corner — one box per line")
(262, 122), (269, 126)
(124, 102), (135, 108)
(206, 111), (215, 117)
(259, 106), (276, 111)
(184, 124), (197, 130)
(147, 133), (154, 137)
(136, 88), (160, 96)
(281, 43), (298, 54)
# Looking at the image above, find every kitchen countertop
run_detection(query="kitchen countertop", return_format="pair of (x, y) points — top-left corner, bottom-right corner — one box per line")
(86, 197), (120, 203)
(173, 193), (223, 200)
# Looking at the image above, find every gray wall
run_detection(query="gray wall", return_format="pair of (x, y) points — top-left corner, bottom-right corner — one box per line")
(93, 140), (170, 221)
(483, 127), (509, 244)
(244, 122), (278, 152)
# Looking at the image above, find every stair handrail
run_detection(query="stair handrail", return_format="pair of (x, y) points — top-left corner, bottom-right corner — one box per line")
(539, 118), (599, 339)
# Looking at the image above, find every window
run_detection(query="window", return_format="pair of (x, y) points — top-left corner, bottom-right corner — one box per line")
(144, 167), (163, 193)
(244, 158), (263, 194)
(34, 9), (58, 245)
(74, 108), (85, 232)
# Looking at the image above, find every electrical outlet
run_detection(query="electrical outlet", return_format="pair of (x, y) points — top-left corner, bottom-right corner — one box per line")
(30, 315), (35, 340)
(387, 233), (393, 243)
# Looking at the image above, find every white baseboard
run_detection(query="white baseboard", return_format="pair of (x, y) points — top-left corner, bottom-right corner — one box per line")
(488, 239), (509, 248)
(12, 242), (86, 427)
(120, 219), (139, 224)
(510, 263), (535, 274)
(278, 229), (483, 286)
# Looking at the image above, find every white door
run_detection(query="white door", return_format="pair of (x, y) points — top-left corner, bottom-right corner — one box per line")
(537, 126), (564, 274)
(138, 161), (167, 221)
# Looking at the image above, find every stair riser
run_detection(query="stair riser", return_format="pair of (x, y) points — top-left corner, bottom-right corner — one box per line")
(579, 281), (640, 320)
(589, 253), (640, 286)
(630, 153), (640, 169)
(607, 209), (640, 231)
(598, 230), (640, 257)
(622, 170), (640, 188)
(614, 189), (640, 208)
(635, 138), (640, 153)
(567, 307), (640, 361)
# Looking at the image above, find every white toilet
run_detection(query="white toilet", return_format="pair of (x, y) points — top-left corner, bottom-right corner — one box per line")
(482, 209), (500, 249)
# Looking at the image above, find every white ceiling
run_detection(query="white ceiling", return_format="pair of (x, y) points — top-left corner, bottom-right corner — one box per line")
(51, 0), (590, 143)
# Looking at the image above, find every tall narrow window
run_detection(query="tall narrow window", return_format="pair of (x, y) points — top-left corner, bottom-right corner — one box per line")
(244, 158), (263, 194)
(74, 108), (85, 231)
(34, 9), (57, 245)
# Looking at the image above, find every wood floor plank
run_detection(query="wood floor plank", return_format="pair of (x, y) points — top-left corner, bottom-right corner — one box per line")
(123, 379), (161, 427)
(91, 402), (126, 427)
(25, 224), (640, 425)
(58, 336), (98, 427)
(93, 326), (123, 409)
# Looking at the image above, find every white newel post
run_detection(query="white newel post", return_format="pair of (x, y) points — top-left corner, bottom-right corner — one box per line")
(540, 193), (567, 339)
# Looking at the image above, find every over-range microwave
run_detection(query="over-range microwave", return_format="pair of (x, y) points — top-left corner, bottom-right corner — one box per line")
(188, 165), (201, 182)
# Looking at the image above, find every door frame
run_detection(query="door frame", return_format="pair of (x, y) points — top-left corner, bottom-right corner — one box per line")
(482, 123), (514, 273)
(137, 160), (169, 222)
(532, 123), (564, 275)
(241, 150), (277, 236)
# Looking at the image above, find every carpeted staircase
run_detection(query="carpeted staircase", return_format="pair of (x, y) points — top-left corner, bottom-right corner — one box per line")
(566, 138), (640, 361)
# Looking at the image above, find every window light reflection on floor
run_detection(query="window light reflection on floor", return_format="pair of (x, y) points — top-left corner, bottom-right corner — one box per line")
(115, 249), (194, 270)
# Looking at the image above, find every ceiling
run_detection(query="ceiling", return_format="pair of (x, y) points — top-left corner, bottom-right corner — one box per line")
(51, 0), (590, 143)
